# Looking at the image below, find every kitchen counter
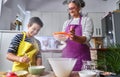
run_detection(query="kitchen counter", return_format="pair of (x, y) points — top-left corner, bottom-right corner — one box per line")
(0, 71), (79, 77)
(90, 48), (107, 51)
(27, 71), (79, 77)
(41, 50), (62, 53)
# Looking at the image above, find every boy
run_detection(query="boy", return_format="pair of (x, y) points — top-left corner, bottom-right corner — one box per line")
(7, 17), (43, 72)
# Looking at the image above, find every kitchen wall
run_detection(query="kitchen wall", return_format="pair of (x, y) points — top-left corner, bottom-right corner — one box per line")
(0, 0), (26, 30)
(31, 0), (118, 12)
(30, 11), (68, 36)
(83, 0), (118, 12)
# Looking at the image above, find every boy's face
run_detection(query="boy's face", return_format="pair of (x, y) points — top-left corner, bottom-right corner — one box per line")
(28, 23), (41, 37)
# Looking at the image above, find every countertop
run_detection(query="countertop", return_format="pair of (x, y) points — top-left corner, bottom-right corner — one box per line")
(27, 71), (79, 77)
(41, 50), (62, 53)
(0, 71), (79, 77)
(90, 48), (107, 51)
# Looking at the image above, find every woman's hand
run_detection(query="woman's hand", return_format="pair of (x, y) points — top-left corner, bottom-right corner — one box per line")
(69, 26), (86, 43)
(69, 26), (78, 41)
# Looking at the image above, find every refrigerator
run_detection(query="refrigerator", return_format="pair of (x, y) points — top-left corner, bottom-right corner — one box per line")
(101, 12), (120, 47)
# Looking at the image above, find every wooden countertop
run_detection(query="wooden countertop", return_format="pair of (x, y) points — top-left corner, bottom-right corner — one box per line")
(90, 48), (107, 51)
(27, 71), (79, 77)
(0, 71), (79, 77)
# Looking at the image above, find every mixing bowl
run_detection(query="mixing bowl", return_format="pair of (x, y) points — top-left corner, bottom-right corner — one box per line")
(48, 58), (77, 77)
(78, 70), (96, 77)
(28, 66), (45, 75)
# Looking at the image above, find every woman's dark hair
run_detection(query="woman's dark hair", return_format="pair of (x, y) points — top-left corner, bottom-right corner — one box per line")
(68, 0), (85, 8)
(28, 17), (43, 27)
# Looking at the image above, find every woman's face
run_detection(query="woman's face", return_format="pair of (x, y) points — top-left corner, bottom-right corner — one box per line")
(27, 23), (41, 37)
(68, 2), (80, 18)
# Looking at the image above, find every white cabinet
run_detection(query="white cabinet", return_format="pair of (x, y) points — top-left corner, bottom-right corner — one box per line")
(41, 52), (52, 71)
(41, 51), (62, 71)
(0, 30), (21, 71)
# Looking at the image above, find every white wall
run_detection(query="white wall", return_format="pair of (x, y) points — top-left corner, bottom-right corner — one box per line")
(0, 0), (119, 30)
(83, 0), (118, 13)
(30, 0), (119, 36)
(34, 0), (118, 13)
(0, 6), (13, 30)
(0, 0), (26, 30)
(31, 11), (68, 36)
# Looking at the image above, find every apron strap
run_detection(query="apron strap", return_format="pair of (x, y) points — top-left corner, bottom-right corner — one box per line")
(79, 16), (82, 25)
(21, 32), (26, 41)
(68, 19), (73, 26)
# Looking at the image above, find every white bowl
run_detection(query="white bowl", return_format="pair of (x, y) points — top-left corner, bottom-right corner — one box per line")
(48, 58), (77, 77)
(28, 66), (45, 75)
(78, 70), (96, 77)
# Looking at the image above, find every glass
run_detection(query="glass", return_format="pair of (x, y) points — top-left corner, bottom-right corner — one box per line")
(68, 7), (76, 10)
(81, 60), (97, 70)
(67, 7), (77, 11)
(81, 60), (100, 77)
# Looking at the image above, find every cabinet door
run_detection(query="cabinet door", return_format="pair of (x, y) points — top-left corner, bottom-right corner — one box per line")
(52, 52), (62, 58)
(41, 51), (62, 71)
(41, 52), (53, 71)
(0, 32), (18, 71)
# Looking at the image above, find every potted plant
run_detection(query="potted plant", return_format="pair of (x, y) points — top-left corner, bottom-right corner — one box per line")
(97, 44), (120, 77)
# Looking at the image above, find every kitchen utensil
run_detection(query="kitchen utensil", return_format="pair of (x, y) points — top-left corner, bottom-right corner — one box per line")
(48, 58), (77, 77)
(53, 32), (70, 41)
(24, 53), (31, 67)
(53, 32), (70, 37)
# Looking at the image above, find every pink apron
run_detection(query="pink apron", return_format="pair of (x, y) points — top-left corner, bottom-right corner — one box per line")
(62, 16), (91, 71)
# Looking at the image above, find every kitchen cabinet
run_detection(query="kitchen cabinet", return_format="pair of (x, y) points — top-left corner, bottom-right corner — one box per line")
(41, 51), (62, 71)
(101, 12), (120, 46)
(0, 30), (21, 71)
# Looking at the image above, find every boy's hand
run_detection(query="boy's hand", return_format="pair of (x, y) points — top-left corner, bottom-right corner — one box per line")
(19, 56), (30, 63)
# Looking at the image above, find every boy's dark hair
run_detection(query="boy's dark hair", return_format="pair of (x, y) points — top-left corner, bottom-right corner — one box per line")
(28, 17), (43, 27)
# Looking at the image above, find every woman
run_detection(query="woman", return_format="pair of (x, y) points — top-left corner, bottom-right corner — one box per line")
(62, 0), (94, 71)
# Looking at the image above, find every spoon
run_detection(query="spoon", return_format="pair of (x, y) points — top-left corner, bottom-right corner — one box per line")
(25, 53), (31, 67)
